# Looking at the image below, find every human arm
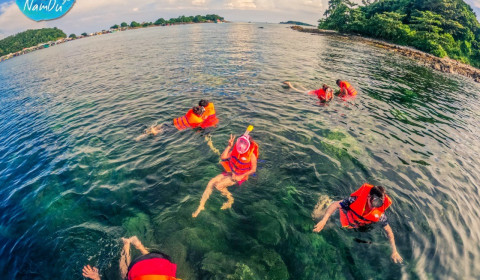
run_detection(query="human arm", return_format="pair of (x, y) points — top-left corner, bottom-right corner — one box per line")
(220, 134), (235, 160)
(313, 200), (341, 232)
(339, 86), (348, 96)
(232, 153), (257, 181)
(383, 224), (403, 263)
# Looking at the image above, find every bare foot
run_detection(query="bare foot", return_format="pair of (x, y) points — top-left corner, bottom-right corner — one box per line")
(220, 199), (234, 210)
(192, 206), (204, 218)
(82, 265), (101, 280)
(135, 134), (148, 141)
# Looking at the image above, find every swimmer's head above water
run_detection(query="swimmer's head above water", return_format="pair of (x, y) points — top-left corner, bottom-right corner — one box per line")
(199, 99), (210, 107)
(368, 185), (385, 208)
(192, 106), (206, 117)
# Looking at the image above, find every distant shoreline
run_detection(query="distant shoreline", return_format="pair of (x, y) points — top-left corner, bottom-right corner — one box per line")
(291, 26), (480, 83)
(0, 19), (226, 64)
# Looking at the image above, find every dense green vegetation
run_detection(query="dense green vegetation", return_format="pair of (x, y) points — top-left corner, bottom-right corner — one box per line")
(110, 14), (224, 30)
(0, 28), (66, 57)
(280, 21), (314, 26)
(318, 0), (480, 67)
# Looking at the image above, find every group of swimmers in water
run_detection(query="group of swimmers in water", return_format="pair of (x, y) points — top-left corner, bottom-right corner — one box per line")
(82, 80), (402, 280)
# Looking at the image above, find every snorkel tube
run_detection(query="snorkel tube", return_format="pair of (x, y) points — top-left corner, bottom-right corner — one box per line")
(235, 125), (254, 154)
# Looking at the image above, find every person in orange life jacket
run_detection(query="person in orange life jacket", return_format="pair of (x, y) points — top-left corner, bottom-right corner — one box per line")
(192, 126), (258, 218)
(336, 79), (357, 97)
(198, 99), (219, 128)
(82, 236), (179, 280)
(283, 81), (333, 102)
(135, 105), (206, 141)
(313, 184), (403, 263)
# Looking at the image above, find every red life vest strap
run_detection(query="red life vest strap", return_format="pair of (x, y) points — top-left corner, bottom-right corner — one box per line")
(134, 275), (179, 280)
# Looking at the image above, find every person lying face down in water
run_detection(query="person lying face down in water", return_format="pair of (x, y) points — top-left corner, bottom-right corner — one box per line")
(283, 81), (333, 103)
(313, 184), (403, 263)
(136, 99), (218, 141)
(192, 126), (259, 218)
(82, 236), (179, 280)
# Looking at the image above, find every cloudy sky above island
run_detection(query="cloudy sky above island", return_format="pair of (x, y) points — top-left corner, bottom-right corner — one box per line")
(0, 0), (480, 39)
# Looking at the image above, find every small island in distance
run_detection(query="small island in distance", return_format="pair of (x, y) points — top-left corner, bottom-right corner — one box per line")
(280, 21), (314, 27)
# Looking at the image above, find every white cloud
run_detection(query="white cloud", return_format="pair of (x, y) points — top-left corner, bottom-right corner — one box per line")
(226, 0), (256, 9)
(133, 7), (139, 12)
(0, 1), (47, 39)
(192, 0), (207, 5)
(472, 0), (480, 8)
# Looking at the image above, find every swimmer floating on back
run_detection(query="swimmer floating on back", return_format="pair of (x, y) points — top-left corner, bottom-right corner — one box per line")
(283, 81), (333, 103)
(136, 99), (218, 141)
(192, 125), (259, 217)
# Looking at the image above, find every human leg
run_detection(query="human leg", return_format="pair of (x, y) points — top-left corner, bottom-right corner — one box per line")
(283, 81), (308, 93)
(192, 174), (227, 217)
(215, 178), (237, 210)
(119, 237), (132, 278)
(129, 236), (149, 255)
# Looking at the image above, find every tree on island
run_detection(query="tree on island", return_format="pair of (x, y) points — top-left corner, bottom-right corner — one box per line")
(154, 18), (166, 25)
(81, 32), (88, 36)
(110, 14), (225, 30)
(130, 21), (141, 28)
(0, 28), (66, 56)
(69, 33), (76, 39)
(111, 24), (119, 29)
(318, 0), (480, 67)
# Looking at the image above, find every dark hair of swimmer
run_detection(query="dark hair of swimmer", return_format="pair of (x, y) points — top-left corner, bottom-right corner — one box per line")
(336, 79), (341, 85)
(370, 185), (385, 199)
(199, 99), (210, 107)
(193, 106), (205, 116)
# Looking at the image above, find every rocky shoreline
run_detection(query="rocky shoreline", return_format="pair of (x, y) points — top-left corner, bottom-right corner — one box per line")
(291, 26), (480, 83)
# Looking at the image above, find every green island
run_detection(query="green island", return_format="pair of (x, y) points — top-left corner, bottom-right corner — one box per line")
(280, 21), (314, 26)
(0, 28), (66, 57)
(317, 0), (480, 67)
(111, 14), (225, 29)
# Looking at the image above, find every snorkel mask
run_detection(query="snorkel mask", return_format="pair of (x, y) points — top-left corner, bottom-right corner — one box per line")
(369, 195), (384, 208)
(235, 125), (254, 154)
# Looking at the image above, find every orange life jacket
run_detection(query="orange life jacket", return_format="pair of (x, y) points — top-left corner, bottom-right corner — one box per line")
(200, 102), (219, 128)
(221, 140), (259, 178)
(173, 109), (204, 130)
(310, 88), (333, 102)
(339, 184), (392, 228)
(339, 81), (357, 96)
(203, 102), (216, 119)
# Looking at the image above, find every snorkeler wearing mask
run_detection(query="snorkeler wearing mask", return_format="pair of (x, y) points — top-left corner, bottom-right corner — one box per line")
(192, 126), (259, 218)
(313, 184), (403, 263)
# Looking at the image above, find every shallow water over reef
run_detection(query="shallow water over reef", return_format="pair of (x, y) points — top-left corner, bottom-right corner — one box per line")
(0, 23), (480, 279)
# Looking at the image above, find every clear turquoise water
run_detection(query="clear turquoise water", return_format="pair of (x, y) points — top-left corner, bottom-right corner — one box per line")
(1, 23), (480, 279)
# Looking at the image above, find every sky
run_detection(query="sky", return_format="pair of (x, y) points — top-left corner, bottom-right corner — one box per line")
(1, 0), (480, 39)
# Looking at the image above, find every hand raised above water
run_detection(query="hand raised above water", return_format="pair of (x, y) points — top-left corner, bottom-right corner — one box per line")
(228, 134), (235, 147)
